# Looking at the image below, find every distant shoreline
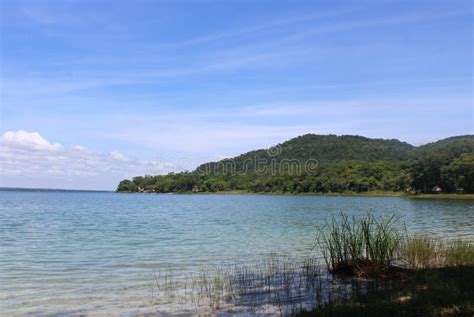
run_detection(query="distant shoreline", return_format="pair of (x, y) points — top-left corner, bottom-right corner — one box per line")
(121, 190), (474, 200)
(0, 187), (112, 193)
(214, 192), (474, 200)
(3, 187), (472, 200)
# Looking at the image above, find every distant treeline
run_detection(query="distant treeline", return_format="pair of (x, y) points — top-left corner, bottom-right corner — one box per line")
(117, 134), (474, 194)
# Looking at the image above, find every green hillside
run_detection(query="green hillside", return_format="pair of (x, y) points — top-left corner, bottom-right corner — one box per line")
(117, 134), (474, 194)
(409, 135), (474, 193)
(197, 134), (414, 175)
(413, 135), (474, 160)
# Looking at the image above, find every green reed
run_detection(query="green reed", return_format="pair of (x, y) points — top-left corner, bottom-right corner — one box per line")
(318, 213), (405, 272)
(402, 236), (474, 269)
(445, 239), (474, 267)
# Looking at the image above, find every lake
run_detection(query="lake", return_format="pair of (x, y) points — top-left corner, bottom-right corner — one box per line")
(1, 190), (473, 315)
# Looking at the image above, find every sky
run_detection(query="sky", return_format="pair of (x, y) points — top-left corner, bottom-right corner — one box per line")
(0, 0), (473, 190)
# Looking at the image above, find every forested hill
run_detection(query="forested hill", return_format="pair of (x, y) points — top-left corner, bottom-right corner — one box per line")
(117, 134), (474, 194)
(408, 135), (474, 193)
(197, 134), (414, 175)
(413, 135), (474, 159)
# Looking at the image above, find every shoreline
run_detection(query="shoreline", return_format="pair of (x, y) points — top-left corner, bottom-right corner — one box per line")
(123, 190), (474, 200)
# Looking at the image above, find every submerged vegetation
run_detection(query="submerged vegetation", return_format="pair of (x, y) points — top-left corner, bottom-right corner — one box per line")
(118, 134), (474, 195)
(148, 257), (328, 315)
(148, 213), (474, 316)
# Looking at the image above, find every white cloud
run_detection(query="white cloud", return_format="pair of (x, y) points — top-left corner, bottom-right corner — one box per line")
(0, 130), (182, 189)
(1, 130), (63, 151)
(71, 145), (87, 151)
(110, 150), (129, 162)
(0, 131), (128, 180)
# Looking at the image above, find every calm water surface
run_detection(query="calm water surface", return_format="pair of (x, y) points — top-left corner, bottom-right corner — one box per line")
(1, 191), (473, 315)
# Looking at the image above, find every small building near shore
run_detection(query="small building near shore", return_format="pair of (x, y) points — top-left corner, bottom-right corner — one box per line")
(431, 185), (442, 193)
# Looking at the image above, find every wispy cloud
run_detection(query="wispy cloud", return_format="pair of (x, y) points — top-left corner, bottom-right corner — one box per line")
(19, 6), (85, 25)
(161, 7), (357, 49)
(70, 94), (469, 158)
(239, 95), (473, 117)
(4, 5), (470, 97)
(281, 7), (472, 43)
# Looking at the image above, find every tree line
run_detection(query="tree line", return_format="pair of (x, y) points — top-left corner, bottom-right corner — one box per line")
(117, 135), (474, 194)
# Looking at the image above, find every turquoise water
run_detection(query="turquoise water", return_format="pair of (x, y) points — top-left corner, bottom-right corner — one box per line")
(1, 190), (473, 315)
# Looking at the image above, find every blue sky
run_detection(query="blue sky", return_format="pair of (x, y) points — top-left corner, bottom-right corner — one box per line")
(0, 0), (472, 190)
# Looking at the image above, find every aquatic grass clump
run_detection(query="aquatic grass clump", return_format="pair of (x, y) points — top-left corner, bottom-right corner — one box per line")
(403, 235), (440, 269)
(402, 237), (474, 269)
(360, 214), (404, 266)
(318, 213), (405, 275)
(445, 239), (474, 267)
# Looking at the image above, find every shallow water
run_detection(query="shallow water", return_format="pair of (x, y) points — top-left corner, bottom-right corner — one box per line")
(1, 190), (473, 315)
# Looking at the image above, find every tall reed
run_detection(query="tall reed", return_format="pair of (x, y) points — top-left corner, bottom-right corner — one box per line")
(403, 235), (440, 269)
(402, 236), (474, 269)
(445, 239), (474, 267)
(318, 213), (405, 273)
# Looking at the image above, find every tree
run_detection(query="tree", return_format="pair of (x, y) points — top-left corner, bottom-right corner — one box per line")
(117, 179), (137, 192)
(442, 153), (474, 193)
